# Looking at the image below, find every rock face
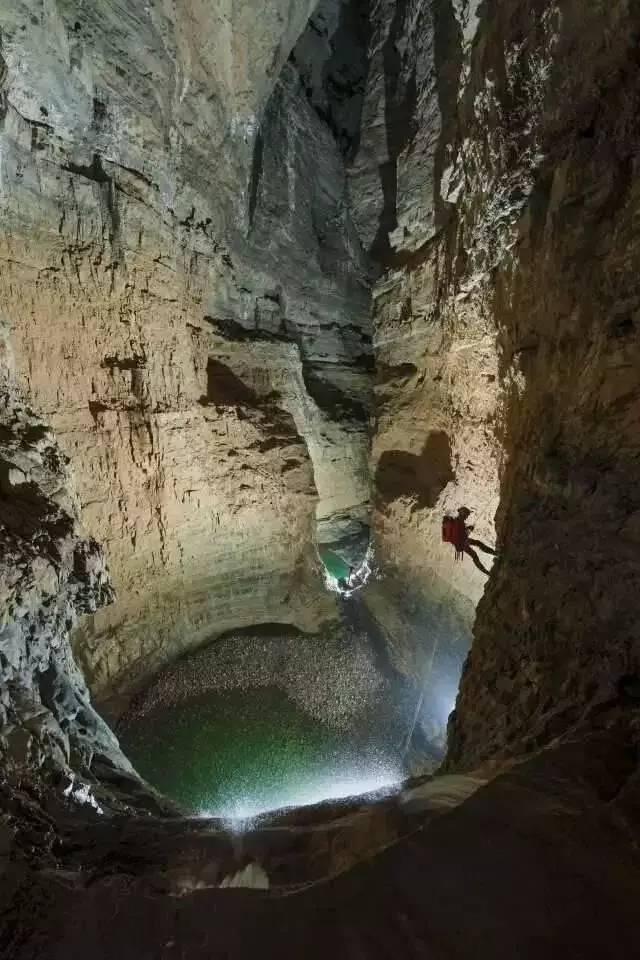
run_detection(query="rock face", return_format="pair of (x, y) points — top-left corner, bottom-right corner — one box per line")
(0, 0), (373, 697)
(309, 0), (491, 777)
(349, 0), (502, 752)
(0, 328), (135, 798)
(353, 0), (640, 782)
(3, 729), (640, 958)
(440, 0), (640, 772)
(0, 0), (486, 731)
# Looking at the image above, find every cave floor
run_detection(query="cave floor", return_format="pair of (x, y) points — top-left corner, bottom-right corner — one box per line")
(118, 685), (402, 818)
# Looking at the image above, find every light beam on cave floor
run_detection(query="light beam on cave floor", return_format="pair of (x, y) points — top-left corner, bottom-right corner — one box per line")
(119, 685), (404, 823)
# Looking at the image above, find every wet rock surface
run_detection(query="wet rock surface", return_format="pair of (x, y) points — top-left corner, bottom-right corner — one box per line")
(113, 605), (462, 813)
(122, 623), (389, 731)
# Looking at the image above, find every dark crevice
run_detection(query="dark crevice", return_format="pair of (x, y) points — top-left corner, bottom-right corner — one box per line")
(247, 129), (264, 229)
(291, 0), (371, 162)
(204, 359), (259, 407)
(301, 366), (368, 423)
(369, 0), (419, 263)
(102, 354), (146, 371)
(204, 314), (293, 345)
(62, 153), (121, 254)
(0, 35), (8, 127)
(62, 154), (110, 185)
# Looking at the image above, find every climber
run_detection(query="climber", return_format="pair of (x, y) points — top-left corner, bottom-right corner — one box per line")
(442, 507), (497, 575)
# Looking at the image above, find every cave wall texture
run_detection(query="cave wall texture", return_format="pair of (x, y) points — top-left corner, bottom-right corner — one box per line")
(0, 0), (378, 699)
(0, 342), (122, 777)
(443, 0), (640, 771)
(351, 0), (640, 777)
(1, 0), (640, 955)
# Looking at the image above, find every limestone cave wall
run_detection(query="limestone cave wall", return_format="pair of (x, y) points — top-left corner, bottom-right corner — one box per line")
(441, 0), (640, 771)
(0, 0), (374, 699)
(355, 0), (640, 776)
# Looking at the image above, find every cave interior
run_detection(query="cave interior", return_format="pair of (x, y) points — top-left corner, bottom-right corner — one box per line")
(1, 0), (640, 956)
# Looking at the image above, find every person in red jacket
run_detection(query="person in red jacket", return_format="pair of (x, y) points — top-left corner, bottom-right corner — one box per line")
(443, 507), (497, 575)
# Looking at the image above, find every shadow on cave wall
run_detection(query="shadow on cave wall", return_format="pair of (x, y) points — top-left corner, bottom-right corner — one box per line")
(201, 359), (260, 406)
(375, 430), (455, 509)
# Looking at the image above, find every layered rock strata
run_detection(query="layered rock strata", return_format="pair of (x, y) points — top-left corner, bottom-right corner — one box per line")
(0, 0), (373, 697)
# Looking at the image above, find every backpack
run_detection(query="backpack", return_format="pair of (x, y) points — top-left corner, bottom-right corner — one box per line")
(442, 516), (465, 560)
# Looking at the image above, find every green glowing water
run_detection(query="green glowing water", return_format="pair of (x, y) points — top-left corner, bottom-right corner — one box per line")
(319, 548), (351, 581)
(119, 687), (347, 816)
